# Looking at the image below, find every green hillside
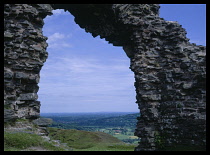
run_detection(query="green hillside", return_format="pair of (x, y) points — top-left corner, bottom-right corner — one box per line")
(4, 131), (68, 151)
(4, 128), (136, 151)
(48, 127), (136, 151)
(44, 112), (140, 144)
(5, 112), (138, 151)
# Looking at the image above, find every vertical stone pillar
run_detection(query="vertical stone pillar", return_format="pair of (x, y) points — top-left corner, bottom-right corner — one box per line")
(130, 18), (206, 150)
(4, 4), (53, 121)
(130, 29), (162, 151)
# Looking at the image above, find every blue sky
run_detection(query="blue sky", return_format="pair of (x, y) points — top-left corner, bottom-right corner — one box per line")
(38, 4), (206, 113)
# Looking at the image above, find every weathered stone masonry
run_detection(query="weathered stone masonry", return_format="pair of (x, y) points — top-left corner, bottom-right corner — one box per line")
(4, 4), (206, 151)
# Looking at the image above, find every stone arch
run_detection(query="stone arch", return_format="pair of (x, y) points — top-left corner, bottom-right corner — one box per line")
(4, 4), (206, 151)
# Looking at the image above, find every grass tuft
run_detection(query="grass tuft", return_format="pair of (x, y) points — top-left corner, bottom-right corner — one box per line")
(4, 132), (66, 151)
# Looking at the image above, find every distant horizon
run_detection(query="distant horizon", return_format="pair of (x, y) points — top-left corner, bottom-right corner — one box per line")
(41, 111), (139, 114)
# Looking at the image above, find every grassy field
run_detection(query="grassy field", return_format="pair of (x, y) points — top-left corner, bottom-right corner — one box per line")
(4, 129), (136, 151)
(43, 112), (140, 145)
(48, 127), (137, 151)
(73, 144), (136, 151)
(4, 131), (67, 151)
(97, 127), (139, 144)
(5, 112), (139, 151)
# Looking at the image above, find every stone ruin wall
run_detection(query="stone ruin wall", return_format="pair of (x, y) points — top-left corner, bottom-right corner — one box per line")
(4, 4), (206, 151)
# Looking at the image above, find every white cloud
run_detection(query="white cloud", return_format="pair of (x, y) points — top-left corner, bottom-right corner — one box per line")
(38, 53), (137, 113)
(46, 32), (73, 49)
(48, 42), (73, 49)
(47, 32), (65, 43)
(39, 55), (134, 98)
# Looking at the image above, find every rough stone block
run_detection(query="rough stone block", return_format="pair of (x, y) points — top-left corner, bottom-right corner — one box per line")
(4, 31), (13, 38)
(4, 71), (13, 79)
(14, 72), (28, 79)
(182, 83), (193, 89)
(4, 109), (17, 122)
(141, 94), (161, 101)
(18, 93), (38, 101)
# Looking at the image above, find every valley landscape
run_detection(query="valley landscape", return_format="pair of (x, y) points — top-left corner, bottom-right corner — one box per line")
(41, 112), (140, 151)
(4, 112), (139, 151)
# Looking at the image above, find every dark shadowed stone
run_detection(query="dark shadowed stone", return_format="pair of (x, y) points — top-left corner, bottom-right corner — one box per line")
(4, 109), (18, 122)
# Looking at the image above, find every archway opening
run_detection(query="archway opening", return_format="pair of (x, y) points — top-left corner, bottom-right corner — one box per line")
(39, 9), (138, 113)
(38, 9), (140, 148)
